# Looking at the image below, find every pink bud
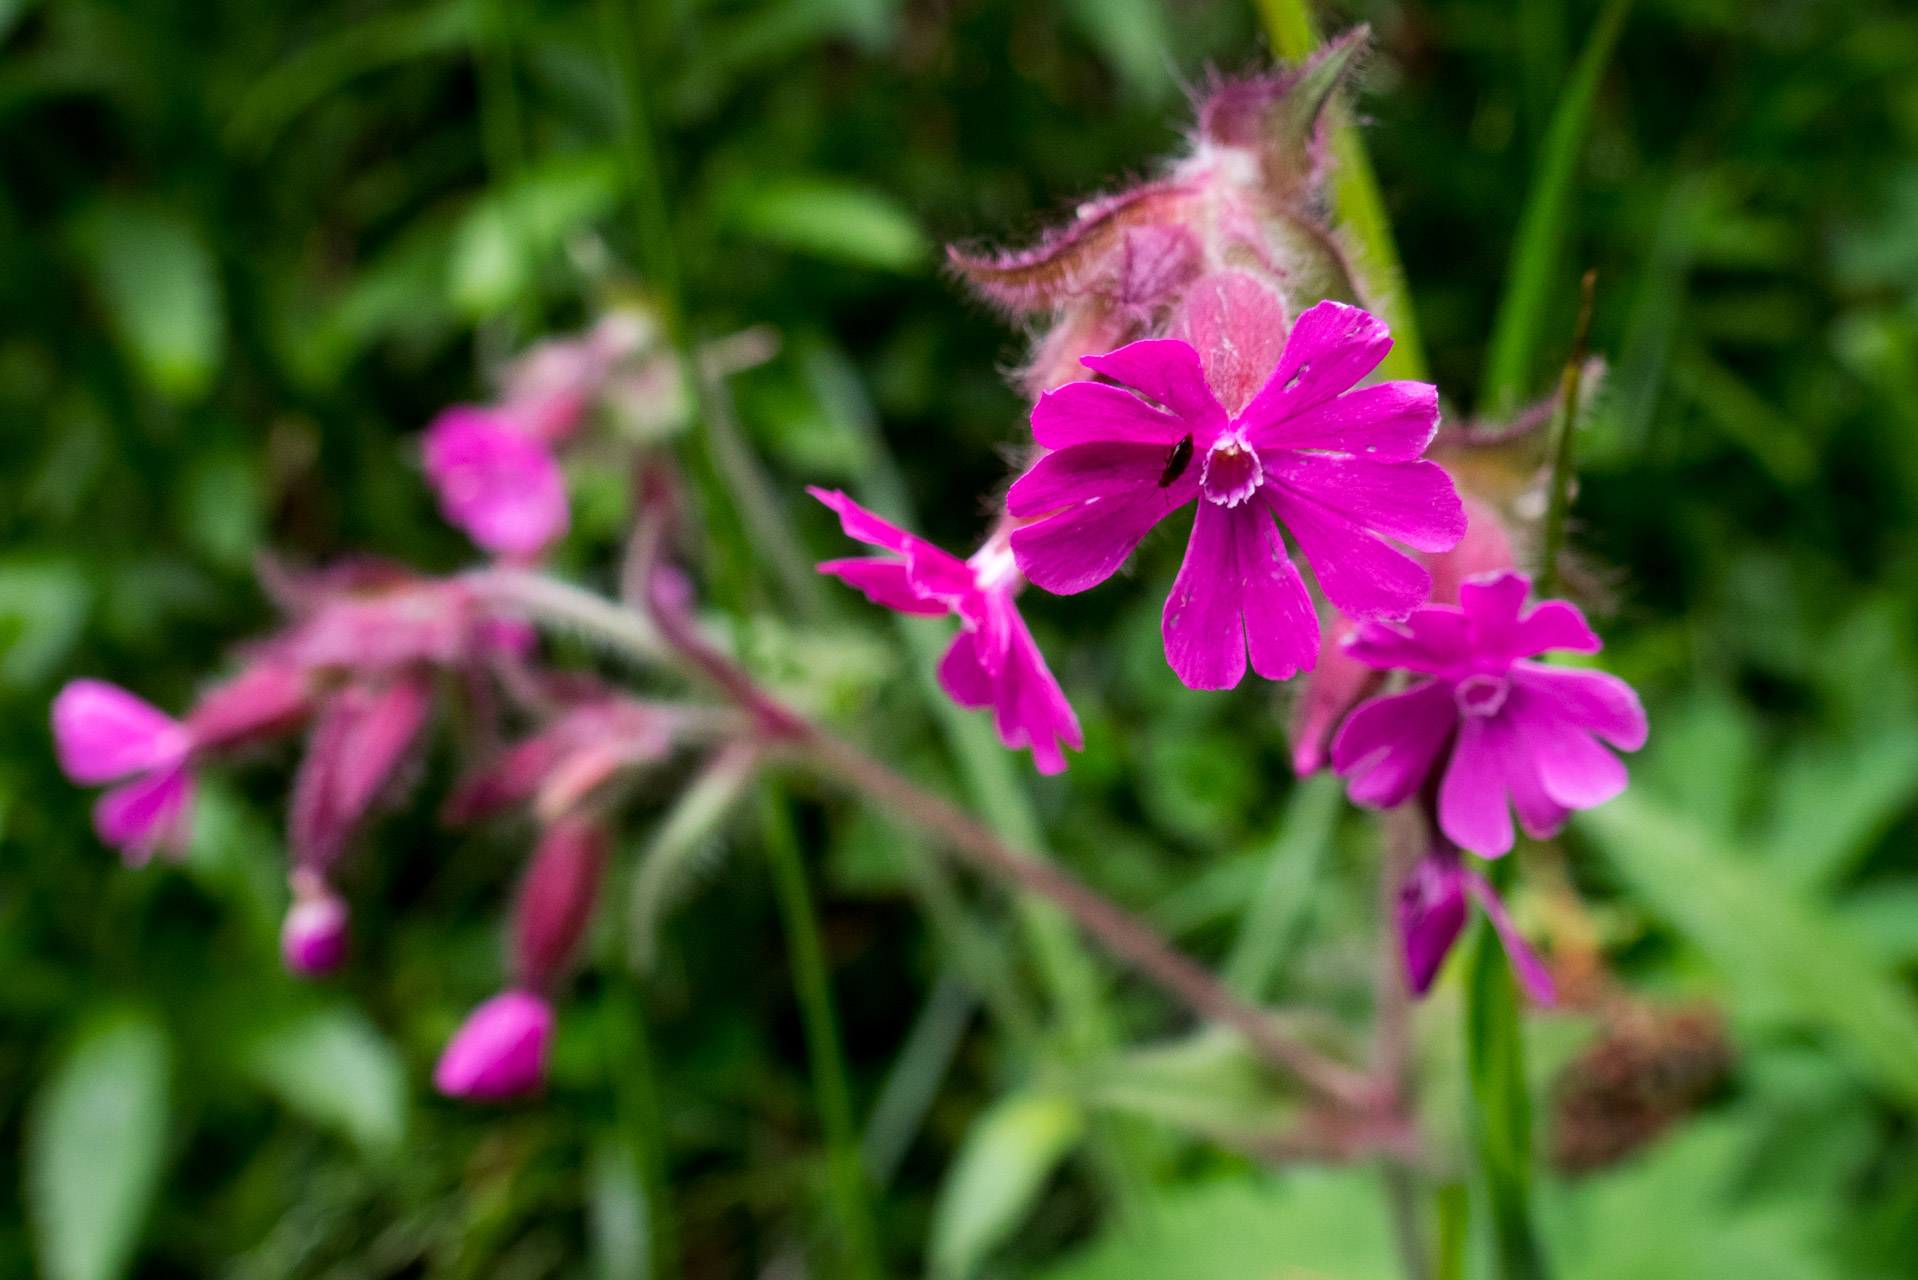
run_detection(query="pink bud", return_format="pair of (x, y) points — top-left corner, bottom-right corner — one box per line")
(185, 663), (313, 752)
(434, 990), (554, 1101)
(281, 876), (350, 976)
(1424, 496), (1518, 607)
(512, 818), (607, 989)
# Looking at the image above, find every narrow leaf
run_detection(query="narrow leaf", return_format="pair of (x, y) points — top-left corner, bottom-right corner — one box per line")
(71, 203), (225, 401)
(245, 1007), (408, 1156)
(928, 1090), (1085, 1280)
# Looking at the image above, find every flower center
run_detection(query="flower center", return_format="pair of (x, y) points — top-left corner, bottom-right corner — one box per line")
(1200, 436), (1264, 507)
(1454, 673), (1510, 718)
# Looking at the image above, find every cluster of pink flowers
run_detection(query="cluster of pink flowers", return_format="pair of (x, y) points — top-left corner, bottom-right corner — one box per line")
(46, 35), (1650, 1121)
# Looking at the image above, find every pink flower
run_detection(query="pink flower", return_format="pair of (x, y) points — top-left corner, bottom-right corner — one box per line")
(422, 405), (569, 560)
(1291, 496), (1515, 775)
(434, 989), (555, 1101)
(499, 312), (646, 442)
(281, 870), (350, 977)
(1331, 572), (1648, 856)
(52, 680), (194, 864)
(1007, 279), (1464, 690)
(809, 489), (1083, 775)
(1398, 844), (1555, 1004)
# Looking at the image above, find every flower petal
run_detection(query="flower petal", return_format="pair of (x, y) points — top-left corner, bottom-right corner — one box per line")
(423, 406), (569, 557)
(1511, 687), (1632, 811)
(1290, 615), (1383, 775)
(1008, 442), (1189, 516)
(1246, 380), (1439, 461)
(1030, 380), (1192, 449)
(52, 679), (188, 785)
(1458, 572), (1532, 654)
(1161, 501), (1315, 689)
(1509, 663), (1648, 751)
(95, 764), (194, 866)
(1267, 486), (1433, 621)
(1236, 300), (1393, 429)
(817, 558), (950, 616)
(1263, 455), (1465, 554)
(1011, 487), (1175, 595)
(1080, 338), (1227, 436)
(1513, 599), (1602, 657)
(1439, 714), (1515, 856)
(937, 629), (996, 709)
(1331, 678), (1457, 808)
(1464, 869), (1557, 1005)
(1167, 272), (1290, 416)
(1344, 610), (1474, 674)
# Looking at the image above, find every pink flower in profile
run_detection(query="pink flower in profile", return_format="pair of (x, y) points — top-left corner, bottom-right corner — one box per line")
(289, 675), (435, 870)
(422, 406), (569, 560)
(51, 680), (193, 864)
(1008, 279), (1464, 690)
(281, 869), (350, 977)
(810, 488), (1083, 775)
(1291, 496), (1517, 775)
(1331, 571), (1648, 856)
(444, 694), (683, 825)
(434, 989), (554, 1101)
(1398, 844), (1554, 1004)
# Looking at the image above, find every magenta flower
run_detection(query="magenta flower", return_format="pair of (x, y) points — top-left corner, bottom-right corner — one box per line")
(809, 488), (1083, 775)
(1398, 844), (1554, 1004)
(1007, 284), (1464, 690)
(51, 680), (193, 864)
(422, 405), (569, 560)
(1331, 572), (1648, 856)
(289, 675), (434, 870)
(434, 989), (555, 1101)
(511, 817), (607, 989)
(444, 694), (682, 824)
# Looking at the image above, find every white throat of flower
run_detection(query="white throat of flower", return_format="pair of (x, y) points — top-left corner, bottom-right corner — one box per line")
(1200, 433), (1264, 507)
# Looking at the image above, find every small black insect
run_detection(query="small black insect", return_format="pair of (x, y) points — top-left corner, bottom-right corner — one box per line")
(1159, 433), (1194, 487)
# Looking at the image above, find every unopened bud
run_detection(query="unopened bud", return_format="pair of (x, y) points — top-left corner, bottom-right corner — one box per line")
(281, 873), (350, 977)
(433, 989), (554, 1101)
(512, 818), (607, 989)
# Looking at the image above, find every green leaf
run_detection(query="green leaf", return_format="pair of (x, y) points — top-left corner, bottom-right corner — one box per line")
(178, 450), (265, 572)
(1582, 792), (1918, 1104)
(1761, 724), (1918, 892)
(71, 202), (225, 402)
(588, 1137), (653, 1280)
(26, 1013), (172, 1280)
(244, 1007), (408, 1156)
(729, 179), (927, 273)
(1039, 1171), (1398, 1280)
(448, 154), (623, 317)
(1479, 0), (1635, 413)
(1544, 1117), (1837, 1280)
(0, 558), (91, 688)
(927, 1090), (1085, 1280)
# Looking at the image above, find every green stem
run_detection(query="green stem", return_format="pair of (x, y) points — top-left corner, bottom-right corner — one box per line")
(601, 976), (682, 1280)
(594, 0), (680, 325)
(1463, 858), (1549, 1280)
(761, 788), (887, 1280)
(476, 0), (524, 181)
(1251, 0), (1429, 382)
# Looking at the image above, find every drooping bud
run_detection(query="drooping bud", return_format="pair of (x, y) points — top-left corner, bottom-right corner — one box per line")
(511, 818), (608, 989)
(281, 869), (349, 977)
(1396, 849), (1470, 996)
(433, 989), (555, 1101)
(289, 675), (434, 870)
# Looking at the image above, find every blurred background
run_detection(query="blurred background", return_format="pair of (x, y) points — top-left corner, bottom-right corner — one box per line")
(3, 0), (1918, 1277)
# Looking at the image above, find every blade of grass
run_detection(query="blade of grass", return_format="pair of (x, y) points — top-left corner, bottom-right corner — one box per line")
(1480, 0), (1634, 415)
(1536, 269), (1597, 598)
(1222, 773), (1341, 1001)
(1251, 0), (1427, 382)
(761, 787), (886, 1280)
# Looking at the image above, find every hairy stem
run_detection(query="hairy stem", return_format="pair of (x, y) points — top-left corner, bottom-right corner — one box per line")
(761, 788), (887, 1280)
(475, 564), (1384, 1114)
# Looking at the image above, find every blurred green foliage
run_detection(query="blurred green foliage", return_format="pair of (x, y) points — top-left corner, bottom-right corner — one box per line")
(2, 0), (1918, 1277)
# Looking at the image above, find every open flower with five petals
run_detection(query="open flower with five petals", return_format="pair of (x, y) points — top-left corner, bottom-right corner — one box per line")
(1331, 571), (1648, 856)
(1007, 285), (1465, 690)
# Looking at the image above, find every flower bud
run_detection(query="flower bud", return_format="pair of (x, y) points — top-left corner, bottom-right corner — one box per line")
(433, 990), (554, 1101)
(512, 818), (607, 989)
(1396, 850), (1469, 996)
(281, 874), (350, 977)
(184, 663), (313, 752)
